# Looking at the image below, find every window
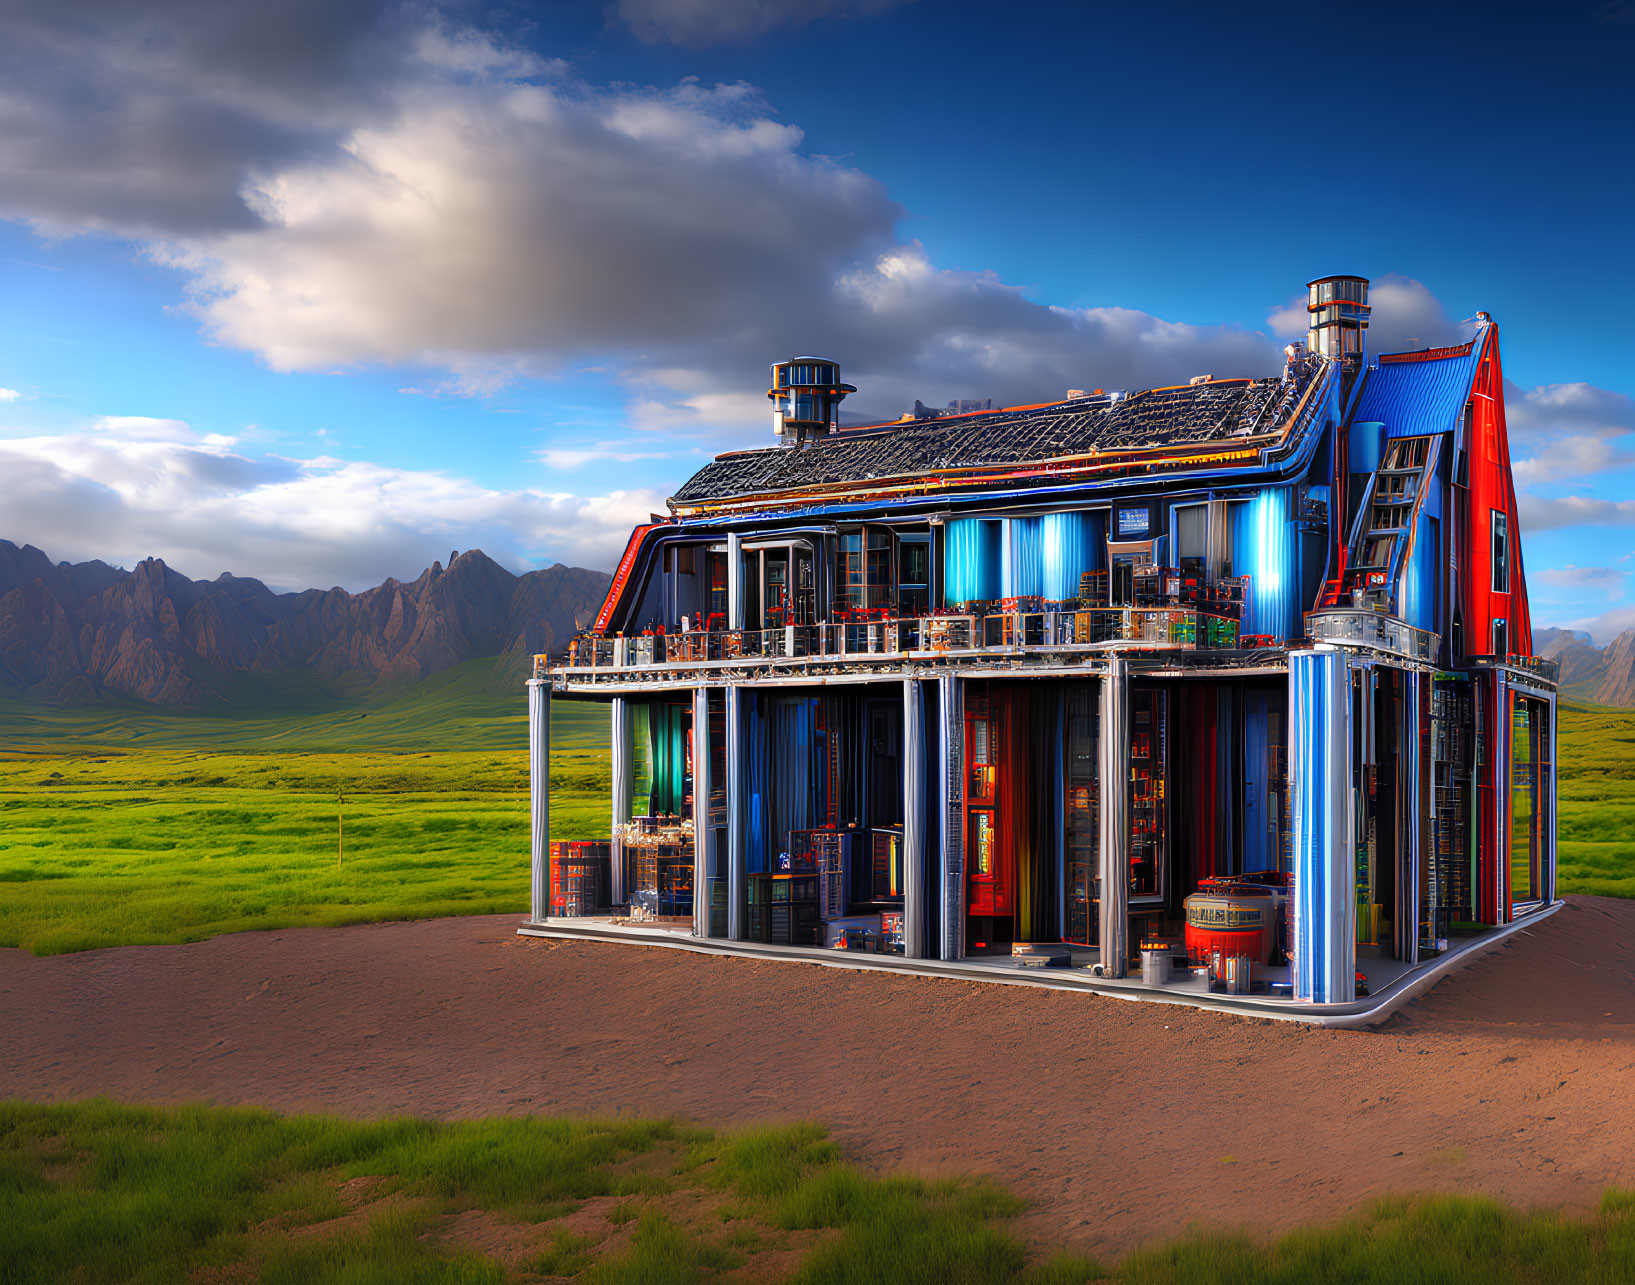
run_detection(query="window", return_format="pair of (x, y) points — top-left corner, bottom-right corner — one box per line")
(706, 551), (728, 622)
(866, 530), (892, 609)
(836, 532), (864, 613)
(1491, 510), (1510, 593)
(1511, 696), (1546, 908)
(898, 537), (930, 617)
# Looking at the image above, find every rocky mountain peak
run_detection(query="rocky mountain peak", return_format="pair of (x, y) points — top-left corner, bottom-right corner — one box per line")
(0, 539), (610, 706)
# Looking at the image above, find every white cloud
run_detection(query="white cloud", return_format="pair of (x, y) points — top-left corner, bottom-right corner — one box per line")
(0, 387), (21, 402)
(1517, 493), (1635, 532)
(1267, 274), (1473, 355)
(537, 441), (672, 470)
(1553, 605), (1635, 648)
(612, 0), (912, 46)
(0, 4), (1291, 437)
(1535, 565), (1628, 596)
(1512, 434), (1628, 485)
(1506, 380), (1635, 453)
(0, 418), (653, 589)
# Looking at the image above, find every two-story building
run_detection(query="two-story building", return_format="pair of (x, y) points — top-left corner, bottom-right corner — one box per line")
(521, 275), (1559, 1017)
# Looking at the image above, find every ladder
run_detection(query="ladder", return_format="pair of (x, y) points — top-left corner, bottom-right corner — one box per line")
(1335, 435), (1440, 611)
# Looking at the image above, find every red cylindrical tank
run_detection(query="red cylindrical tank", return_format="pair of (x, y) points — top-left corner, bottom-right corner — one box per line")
(1183, 877), (1285, 965)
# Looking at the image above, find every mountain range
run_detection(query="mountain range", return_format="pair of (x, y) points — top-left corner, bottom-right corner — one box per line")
(5, 537), (1632, 709)
(1534, 627), (1635, 707)
(0, 541), (611, 706)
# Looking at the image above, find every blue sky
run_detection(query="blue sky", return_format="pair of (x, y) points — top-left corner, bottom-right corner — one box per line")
(2, 0), (1632, 638)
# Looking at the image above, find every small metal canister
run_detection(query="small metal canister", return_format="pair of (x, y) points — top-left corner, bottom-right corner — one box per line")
(1140, 938), (1172, 987)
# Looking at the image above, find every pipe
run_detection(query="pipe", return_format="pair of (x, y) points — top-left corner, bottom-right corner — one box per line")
(528, 678), (550, 921)
(610, 697), (631, 905)
(1098, 657), (1130, 977)
(938, 673), (966, 961)
(692, 685), (713, 938)
(902, 678), (925, 959)
(725, 684), (747, 940)
(1289, 648), (1356, 1003)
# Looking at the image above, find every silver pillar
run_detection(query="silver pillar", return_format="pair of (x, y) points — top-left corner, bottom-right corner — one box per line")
(725, 684), (747, 940)
(1290, 648), (1356, 1003)
(1055, 697), (1067, 942)
(692, 685), (713, 937)
(1493, 669), (1510, 925)
(1098, 658), (1130, 977)
(902, 678), (926, 959)
(1544, 689), (1558, 905)
(1397, 669), (1424, 966)
(727, 531), (744, 631)
(610, 696), (632, 905)
(938, 673), (965, 961)
(528, 678), (550, 922)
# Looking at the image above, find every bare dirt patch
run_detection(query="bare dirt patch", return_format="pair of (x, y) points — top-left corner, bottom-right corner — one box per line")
(4, 896), (1633, 1258)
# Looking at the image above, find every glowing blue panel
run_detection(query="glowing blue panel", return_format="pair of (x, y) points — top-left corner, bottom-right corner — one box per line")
(944, 518), (1000, 605)
(1001, 517), (1043, 599)
(1233, 488), (1297, 640)
(1398, 513), (1439, 634)
(1040, 511), (1097, 602)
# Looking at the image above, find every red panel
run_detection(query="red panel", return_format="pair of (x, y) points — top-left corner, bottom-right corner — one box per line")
(1460, 329), (1534, 657)
(591, 523), (660, 635)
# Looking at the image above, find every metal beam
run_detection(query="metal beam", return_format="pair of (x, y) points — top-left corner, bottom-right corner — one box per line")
(902, 678), (926, 959)
(1397, 669), (1424, 966)
(938, 674), (965, 961)
(528, 678), (550, 922)
(692, 685), (713, 938)
(1544, 689), (1558, 905)
(725, 684), (747, 940)
(1098, 657), (1130, 976)
(610, 697), (631, 905)
(727, 531), (743, 631)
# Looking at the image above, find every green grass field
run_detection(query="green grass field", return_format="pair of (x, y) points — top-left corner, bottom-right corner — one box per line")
(0, 659), (611, 955)
(4, 1100), (1633, 1285)
(2, 666), (1632, 956)
(1555, 702), (1635, 900)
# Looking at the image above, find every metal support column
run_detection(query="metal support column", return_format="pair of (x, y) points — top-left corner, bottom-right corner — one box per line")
(692, 685), (712, 937)
(1290, 648), (1356, 1003)
(1055, 697), (1067, 942)
(1492, 669), (1511, 925)
(938, 673), (965, 961)
(528, 677), (550, 922)
(1397, 669), (1424, 966)
(1544, 689), (1558, 905)
(1098, 658), (1130, 977)
(727, 531), (744, 631)
(902, 677), (926, 959)
(610, 696), (632, 905)
(725, 684), (747, 941)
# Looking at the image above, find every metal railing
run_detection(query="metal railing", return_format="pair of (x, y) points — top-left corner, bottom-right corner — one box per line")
(1304, 609), (1437, 663)
(546, 605), (1254, 677)
(1466, 653), (1561, 684)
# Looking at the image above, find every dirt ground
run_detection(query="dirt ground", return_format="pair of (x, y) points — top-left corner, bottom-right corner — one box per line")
(3, 895), (1633, 1258)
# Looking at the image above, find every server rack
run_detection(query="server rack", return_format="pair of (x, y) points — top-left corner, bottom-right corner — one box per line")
(1064, 684), (1100, 946)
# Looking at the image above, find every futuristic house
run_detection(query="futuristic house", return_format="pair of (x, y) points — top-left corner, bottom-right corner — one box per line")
(522, 276), (1560, 1016)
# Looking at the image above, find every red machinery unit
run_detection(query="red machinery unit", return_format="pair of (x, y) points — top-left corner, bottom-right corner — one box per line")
(965, 694), (1012, 918)
(1183, 872), (1289, 965)
(550, 840), (611, 916)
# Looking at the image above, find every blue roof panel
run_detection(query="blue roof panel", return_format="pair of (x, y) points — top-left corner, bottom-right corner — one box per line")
(1349, 325), (1486, 440)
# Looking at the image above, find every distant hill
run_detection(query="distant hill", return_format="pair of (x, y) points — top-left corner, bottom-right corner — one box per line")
(1535, 626), (1635, 706)
(0, 541), (610, 707)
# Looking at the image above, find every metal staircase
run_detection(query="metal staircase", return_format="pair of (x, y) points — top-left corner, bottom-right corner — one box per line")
(1324, 434), (1440, 611)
